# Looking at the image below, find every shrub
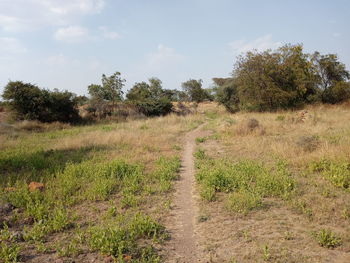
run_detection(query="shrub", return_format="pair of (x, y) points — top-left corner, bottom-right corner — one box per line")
(234, 118), (265, 136)
(2, 81), (80, 123)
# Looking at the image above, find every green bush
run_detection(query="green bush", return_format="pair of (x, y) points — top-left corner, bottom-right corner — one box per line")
(2, 81), (80, 123)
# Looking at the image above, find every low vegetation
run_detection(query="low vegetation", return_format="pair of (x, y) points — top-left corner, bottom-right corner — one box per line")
(0, 113), (202, 262)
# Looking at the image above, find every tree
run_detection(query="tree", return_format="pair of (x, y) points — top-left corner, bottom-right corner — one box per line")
(126, 78), (172, 116)
(213, 78), (240, 112)
(88, 72), (125, 106)
(2, 81), (80, 123)
(232, 44), (317, 111)
(181, 79), (210, 102)
(312, 52), (350, 103)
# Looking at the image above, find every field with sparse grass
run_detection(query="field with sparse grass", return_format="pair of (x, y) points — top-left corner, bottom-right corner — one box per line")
(195, 102), (350, 262)
(1, 102), (350, 263)
(0, 113), (203, 263)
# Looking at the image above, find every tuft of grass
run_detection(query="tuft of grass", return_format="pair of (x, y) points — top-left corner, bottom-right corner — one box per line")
(88, 213), (164, 261)
(313, 229), (342, 248)
(195, 137), (206, 144)
(227, 190), (262, 214)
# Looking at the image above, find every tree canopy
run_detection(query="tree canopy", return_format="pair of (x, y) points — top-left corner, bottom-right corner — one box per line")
(2, 81), (80, 123)
(214, 44), (350, 112)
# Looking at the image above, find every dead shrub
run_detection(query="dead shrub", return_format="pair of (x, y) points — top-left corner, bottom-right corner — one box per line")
(234, 118), (265, 136)
(296, 135), (320, 152)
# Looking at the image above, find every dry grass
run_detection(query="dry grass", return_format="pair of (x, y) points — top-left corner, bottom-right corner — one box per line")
(195, 102), (350, 262)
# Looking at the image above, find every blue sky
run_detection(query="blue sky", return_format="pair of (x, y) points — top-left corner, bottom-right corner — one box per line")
(0, 0), (349, 96)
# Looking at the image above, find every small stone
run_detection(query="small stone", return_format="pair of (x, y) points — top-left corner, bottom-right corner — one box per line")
(28, 182), (45, 192)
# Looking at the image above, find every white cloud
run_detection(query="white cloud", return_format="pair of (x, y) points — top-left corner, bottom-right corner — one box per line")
(0, 0), (105, 32)
(54, 26), (89, 43)
(229, 34), (281, 55)
(99, 26), (121, 40)
(146, 44), (184, 70)
(0, 37), (27, 53)
(333, 32), (341, 38)
(46, 54), (80, 66)
(38, 0), (105, 15)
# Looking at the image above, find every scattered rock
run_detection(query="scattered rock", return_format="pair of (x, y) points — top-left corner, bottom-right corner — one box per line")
(28, 182), (45, 192)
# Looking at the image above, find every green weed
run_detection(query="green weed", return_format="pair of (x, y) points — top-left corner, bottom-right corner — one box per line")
(313, 229), (342, 248)
(309, 159), (350, 190)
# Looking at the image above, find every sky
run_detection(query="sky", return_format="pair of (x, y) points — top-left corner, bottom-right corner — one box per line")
(0, 0), (349, 97)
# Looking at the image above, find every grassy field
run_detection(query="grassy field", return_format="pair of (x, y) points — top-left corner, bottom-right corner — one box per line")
(195, 103), (350, 262)
(1, 102), (350, 262)
(0, 114), (203, 262)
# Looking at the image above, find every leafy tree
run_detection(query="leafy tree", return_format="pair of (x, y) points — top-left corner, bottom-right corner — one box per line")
(126, 78), (172, 116)
(312, 52), (350, 103)
(232, 44), (317, 111)
(181, 79), (211, 102)
(213, 78), (240, 112)
(2, 81), (80, 123)
(88, 72), (125, 106)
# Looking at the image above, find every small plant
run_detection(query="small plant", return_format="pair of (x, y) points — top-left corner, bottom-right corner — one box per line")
(314, 229), (342, 248)
(284, 231), (294, 240)
(276, 115), (285, 121)
(262, 244), (271, 261)
(227, 190), (262, 214)
(195, 137), (206, 144)
(197, 214), (210, 223)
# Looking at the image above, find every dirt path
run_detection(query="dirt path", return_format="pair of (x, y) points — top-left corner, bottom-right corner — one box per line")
(164, 124), (209, 263)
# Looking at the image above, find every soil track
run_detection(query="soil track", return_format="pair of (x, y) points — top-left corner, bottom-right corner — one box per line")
(164, 124), (210, 263)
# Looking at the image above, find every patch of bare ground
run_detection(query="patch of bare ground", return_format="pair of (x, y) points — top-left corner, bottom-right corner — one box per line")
(163, 124), (211, 263)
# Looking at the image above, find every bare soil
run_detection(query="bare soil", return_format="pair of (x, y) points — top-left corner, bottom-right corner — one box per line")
(163, 124), (210, 263)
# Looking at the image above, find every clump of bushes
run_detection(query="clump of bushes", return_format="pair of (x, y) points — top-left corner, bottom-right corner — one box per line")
(2, 81), (80, 123)
(126, 78), (173, 117)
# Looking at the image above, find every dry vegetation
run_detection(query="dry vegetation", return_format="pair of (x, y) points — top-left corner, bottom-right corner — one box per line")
(195, 102), (350, 262)
(1, 102), (350, 262)
(0, 113), (203, 263)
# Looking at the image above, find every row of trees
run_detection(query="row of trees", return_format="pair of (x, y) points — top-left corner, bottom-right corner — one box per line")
(2, 44), (349, 123)
(214, 44), (350, 112)
(1, 74), (213, 122)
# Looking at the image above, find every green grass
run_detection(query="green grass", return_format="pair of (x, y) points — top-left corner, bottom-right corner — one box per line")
(309, 159), (350, 190)
(0, 225), (21, 263)
(195, 150), (295, 213)
(88, 213), (165, 262)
